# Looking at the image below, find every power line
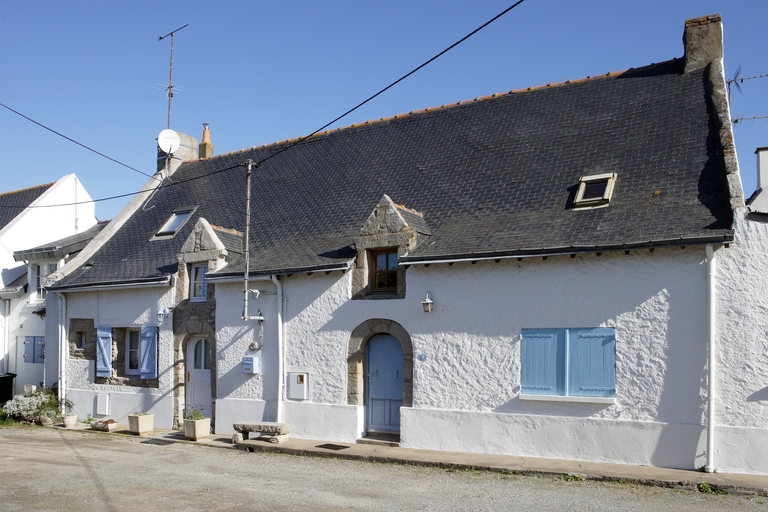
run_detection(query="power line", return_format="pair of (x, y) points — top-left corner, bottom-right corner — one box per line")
(0, 0), (527, 211)
(0, 102), (156, 180)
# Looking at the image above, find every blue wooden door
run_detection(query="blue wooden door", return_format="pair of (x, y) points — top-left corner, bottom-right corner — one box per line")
(366, 334), (404, 432)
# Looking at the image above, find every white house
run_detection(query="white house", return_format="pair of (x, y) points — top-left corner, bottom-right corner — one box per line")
(0, 174), (96, 395)
(49, 15), (768, 475)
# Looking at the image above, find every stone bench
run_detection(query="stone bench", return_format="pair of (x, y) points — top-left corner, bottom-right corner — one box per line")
(232, 422), (290, 444)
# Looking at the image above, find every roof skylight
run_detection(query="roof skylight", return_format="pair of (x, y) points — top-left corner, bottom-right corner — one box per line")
(573, 173), (617, 209)
(155, 208), (194, 237)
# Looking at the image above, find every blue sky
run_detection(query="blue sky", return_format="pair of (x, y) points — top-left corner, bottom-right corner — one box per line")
(1, 1), (766, 220)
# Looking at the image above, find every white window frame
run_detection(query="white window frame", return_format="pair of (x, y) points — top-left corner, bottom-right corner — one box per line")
(31, 262), (58, 302)
(190, 264), (208, 302)
(125, 328), (141, 376)
(573, 172), (617, 209)
(153, 207), (196, 239)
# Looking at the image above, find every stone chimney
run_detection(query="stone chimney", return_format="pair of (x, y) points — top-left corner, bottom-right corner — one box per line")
(683, 14), (723, 73)
(156, 131), (199, 174)
(199, 123), (214, 159)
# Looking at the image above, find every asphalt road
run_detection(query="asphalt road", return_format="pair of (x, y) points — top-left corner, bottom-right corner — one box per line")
(0, 426), (765, 511)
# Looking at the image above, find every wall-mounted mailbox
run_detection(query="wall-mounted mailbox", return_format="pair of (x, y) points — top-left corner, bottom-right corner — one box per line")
(287, 372), (308, 400)
(242, 355), (260, 374)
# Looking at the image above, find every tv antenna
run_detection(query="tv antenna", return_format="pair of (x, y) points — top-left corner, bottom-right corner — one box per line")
(727, 65), (768, 124)
(157, 24), (188, 129)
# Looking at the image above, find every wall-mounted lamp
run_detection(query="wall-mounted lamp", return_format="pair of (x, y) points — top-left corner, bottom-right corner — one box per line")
(421, 292), (434, 313)
(157, 308), (170, 325)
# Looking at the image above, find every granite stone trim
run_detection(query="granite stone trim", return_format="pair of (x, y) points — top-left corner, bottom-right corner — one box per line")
(68, 318), (96, 360)
(347, 318), (413, 408)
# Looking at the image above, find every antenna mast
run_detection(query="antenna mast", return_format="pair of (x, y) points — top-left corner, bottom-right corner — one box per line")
(157, 24), (188, 129)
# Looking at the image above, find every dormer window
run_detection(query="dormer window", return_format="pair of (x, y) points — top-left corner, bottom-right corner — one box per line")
(154, 208), (195, 238)
(370, 249), (398, 293)
(574, 173), (617, 209)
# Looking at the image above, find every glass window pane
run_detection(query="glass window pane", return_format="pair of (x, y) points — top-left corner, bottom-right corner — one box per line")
(387, 270), (397, 288)
(376, 270), (386, 288)
(203, 340), (211, 370)
(128, 331), (139, 370)
(582, 180), (608, 200)
(194, 339), (202, 369)
(376, 254), (386, 271)
(387, 253), (398, 270)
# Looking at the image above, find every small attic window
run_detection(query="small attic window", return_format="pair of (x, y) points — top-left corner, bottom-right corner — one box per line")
(574, 172), (617, 208)
(155, 208), (195, 237)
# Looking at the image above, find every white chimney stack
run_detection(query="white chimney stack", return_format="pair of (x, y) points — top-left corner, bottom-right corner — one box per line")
(749, 148), (768, 213)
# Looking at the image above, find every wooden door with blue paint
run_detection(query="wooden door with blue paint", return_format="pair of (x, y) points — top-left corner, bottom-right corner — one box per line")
(366, 334), (404, 432)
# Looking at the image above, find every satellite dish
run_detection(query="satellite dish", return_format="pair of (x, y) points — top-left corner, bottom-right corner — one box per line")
(157, 129), (181, 154)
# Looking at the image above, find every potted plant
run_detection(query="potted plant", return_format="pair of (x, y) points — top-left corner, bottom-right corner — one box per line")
(184, 407), (210, 441)
(128, 412), (154, 436)
(91, 419), (117, 432)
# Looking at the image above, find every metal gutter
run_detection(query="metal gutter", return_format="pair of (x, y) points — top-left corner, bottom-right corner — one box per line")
(398, 234), (734, 266)
(208, 261), (353, 283)
(49, 276), (172, 293)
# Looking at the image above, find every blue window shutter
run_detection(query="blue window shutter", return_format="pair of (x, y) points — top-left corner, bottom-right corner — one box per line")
(568, 328), (616, 397)
(139, 326), (158, 379)
(96, 327), (113, 377)
(23, 336), (34, 363)
(521, 329), (565, 395)
(33, 337), (45, 363)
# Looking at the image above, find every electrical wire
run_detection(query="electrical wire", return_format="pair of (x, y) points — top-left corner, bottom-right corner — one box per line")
(0, 102), (157, 180)
(0, 0), (527, 212)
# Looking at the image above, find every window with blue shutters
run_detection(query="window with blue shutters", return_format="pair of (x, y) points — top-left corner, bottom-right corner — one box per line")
(521, 328), (615, 398)
(23, 336), (45, 363)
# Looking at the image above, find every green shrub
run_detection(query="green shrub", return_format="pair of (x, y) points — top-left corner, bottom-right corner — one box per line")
(2, 389), (73, 424)
(185, 407), (205, 420)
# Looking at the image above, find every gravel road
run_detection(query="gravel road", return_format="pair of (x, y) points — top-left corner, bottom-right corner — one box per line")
(0, 426), (765, 511)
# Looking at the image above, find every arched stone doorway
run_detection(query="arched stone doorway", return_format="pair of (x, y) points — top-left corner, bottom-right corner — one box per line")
(347, 318), (413, 408)
(173, 319), (216, 428)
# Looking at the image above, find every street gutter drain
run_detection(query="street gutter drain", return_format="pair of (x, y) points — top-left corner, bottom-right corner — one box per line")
(316, 443), (350, 451)
(141, 439), (175, 446)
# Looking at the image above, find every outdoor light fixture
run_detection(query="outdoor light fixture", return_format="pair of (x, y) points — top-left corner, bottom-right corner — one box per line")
(157, 308), (169, 324)
(421, 292), (434, 313)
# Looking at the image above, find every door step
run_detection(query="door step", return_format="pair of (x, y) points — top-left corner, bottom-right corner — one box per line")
(358, 432), (400, 447)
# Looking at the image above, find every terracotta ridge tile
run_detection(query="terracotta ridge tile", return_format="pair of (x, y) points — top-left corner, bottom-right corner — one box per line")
(0, 182), (55, 198)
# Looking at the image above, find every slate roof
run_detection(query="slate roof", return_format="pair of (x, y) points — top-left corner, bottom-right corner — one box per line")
(14, 221), (110, 262)
(53, 58), (734, 289)
(0, 183), (54, 232)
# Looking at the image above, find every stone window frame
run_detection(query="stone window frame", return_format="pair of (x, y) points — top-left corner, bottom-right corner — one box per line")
(347, 318), (413, 408)
(351, 240), (409, 300)
(69, 318), (97, 360)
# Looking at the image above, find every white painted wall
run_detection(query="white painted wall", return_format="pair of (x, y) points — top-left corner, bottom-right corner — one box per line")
(0, 174), (96, 288)
(711, 207), (768, 473)
(0, 174), (96, 388)
(63, 286), (176, 428)
(214, 247), (725, 470)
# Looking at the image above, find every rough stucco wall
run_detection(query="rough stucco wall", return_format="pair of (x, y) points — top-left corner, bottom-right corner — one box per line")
(715, 208), (768, 429)
(217, 249), (709, 429)
(214, 279), (278, 401)
(64, 287), (176, 411)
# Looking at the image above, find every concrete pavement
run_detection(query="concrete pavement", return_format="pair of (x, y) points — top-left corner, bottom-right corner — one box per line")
(55, 422), (768, 496)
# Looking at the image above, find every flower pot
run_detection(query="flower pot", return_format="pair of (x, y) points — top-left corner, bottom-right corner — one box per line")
(184, 417), (210, 441)
(91, 421), (117, 432)
(128, 414), (154, 436)
(62, 414), (78, 428)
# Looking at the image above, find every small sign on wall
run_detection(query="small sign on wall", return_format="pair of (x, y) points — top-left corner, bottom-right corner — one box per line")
(242, 355), (260, 374)
(287, 372), (308, 400)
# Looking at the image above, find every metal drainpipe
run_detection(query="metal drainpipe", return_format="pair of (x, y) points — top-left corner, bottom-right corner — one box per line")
(705, 244), (717, 473)
(271, 275), (284, 422)
(58, 293), (67, 413)
(2, 299), (9, 375)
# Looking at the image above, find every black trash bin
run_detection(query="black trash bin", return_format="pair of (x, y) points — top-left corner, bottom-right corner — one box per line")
(0, 373), (16, 405)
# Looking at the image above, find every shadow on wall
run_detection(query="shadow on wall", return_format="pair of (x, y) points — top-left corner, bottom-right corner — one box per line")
(747, 386), (768, 402)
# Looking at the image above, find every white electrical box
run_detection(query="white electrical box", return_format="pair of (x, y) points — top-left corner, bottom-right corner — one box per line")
(242, 355), (260, 374)
(287, 372), (309, 400)
(96, 393), (110, 416)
